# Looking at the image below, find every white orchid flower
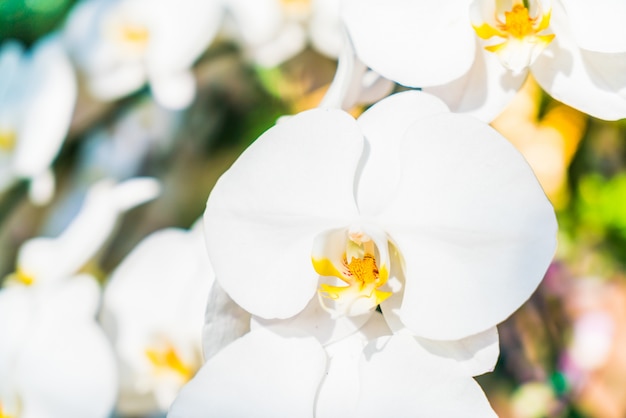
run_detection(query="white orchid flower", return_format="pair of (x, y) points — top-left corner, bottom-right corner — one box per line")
(0, 275), (117, 418)
(0, 35), (76, 205)
(100, 221), (214, 415)
(203, 90), (557, 343)
(224, 0), (343, 66)
(5, 177), (160, 288)
(342, 0), (626, 121)
(64, 0), (222, 109)
(169, 309), (498, 417)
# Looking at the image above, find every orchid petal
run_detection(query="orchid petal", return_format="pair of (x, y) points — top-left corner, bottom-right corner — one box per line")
(27, 168), (55, 206)
(342, 0), (476, 87)
(16, 277), (117, 418)
(310, 0), (343, 59)
(144, 0), (222, 74)
(560, 0), (626, 53)
(424, 41), (527, 122)
(87, 61), (147, 101)
(379, 113), (556, 340)
(531, 2), (626, 120)
(102, 227), (213, 353)
(355, 91), (449, 216)
(204, 109), (362, 319)
(168, 327), (327, 418)
(13, 35), (76, 180)
(148, 70), (196, 110)
(224, 0), (283, 46)
(17, 178), (160, 284)
(355, 335), (497, 417)
(384, 303), (500, 376)
(252, 293), (371, 346)
(316, 313), (391, 417)
(203, 280), (251, 361)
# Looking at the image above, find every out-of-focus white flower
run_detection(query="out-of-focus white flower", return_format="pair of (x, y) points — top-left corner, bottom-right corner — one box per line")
(342, 0), (626, 121)
(0, 275), (117, 418)
(64, 0), (222, 109)
(5, 177), (161, 288)
(223, 0), (343, 66)
(0, 34), (76, 204)
(169, 308), (498, 417)
(100, 221), (214, 415)
(204, 90), (557, 342)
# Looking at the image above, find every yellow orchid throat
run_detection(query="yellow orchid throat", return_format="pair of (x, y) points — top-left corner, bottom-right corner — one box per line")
(473, 1), (554, 72)
(145, 345), (195, 382)
(313, 234), (392, 316)
(0, 129), (16, 152)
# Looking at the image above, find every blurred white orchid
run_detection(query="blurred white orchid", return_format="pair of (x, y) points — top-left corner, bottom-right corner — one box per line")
(170, 304), (498, 417)
(342, 0), (626, 121)
(223, 0), (343, 67)
(0, 275), (117, 418)
(0, 34), (76, 205)
(5, 177), (160, 288)
(203, 90), (556, 342)
(100, 221), (214, 415)
(64, 0), (222, 109)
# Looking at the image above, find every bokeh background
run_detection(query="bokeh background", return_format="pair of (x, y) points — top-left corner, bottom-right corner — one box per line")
(2, 1), (626, 417)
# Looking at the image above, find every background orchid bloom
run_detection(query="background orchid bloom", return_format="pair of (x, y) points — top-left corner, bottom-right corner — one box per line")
(63, 0), (222, 109)
(0, 275), (117, 418)
(342, 0), (626, 121)
(5, 177), (160, 288)
(223, 0), (343, 67)
(101, 221), (214, 415)
(0, 34), (76, 205)
(170, 309), (498, 417)
(204, 90), (557, 343)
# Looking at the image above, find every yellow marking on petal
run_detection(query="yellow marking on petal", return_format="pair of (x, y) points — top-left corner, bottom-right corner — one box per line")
(312, 256), (347, 280)
(0, 129), (16, 152)
(145, 345), (194, 382)
(4, 268), (35, 287)
(473, 22), (505, 40)
(120, 24), (150, 49)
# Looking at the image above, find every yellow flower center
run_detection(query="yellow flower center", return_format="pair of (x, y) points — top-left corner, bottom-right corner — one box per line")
(145, 344), (195, 382)
(119, 24), (150, 50)
(472, 1), (554, 72)
(279, 0), (311, 16)
(501, 5), (534, 39)
(314, 233), (392, 316)
(0, 129), (16, 152)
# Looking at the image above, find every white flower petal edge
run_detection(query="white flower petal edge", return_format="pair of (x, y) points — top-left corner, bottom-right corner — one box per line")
(531, 1), (626, 120)
(342, 0), (475, 87)
(202, 280), (251, 361)
(101, 222), (214, 413)
(204, 109), (362, 319)
(377, 109), (556, 340)
(354, 335), (497, 417)
(0, 276), (117, 418)
(383, 287), (500, 377)
(559, 0), (626, 54)
(167, 326), (327, 418)
(424, 38), (527, 122)
(14, 177), (160, 286)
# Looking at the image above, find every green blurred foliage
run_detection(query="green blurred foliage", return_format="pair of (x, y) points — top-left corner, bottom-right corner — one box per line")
(0, 0), (76, 45)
